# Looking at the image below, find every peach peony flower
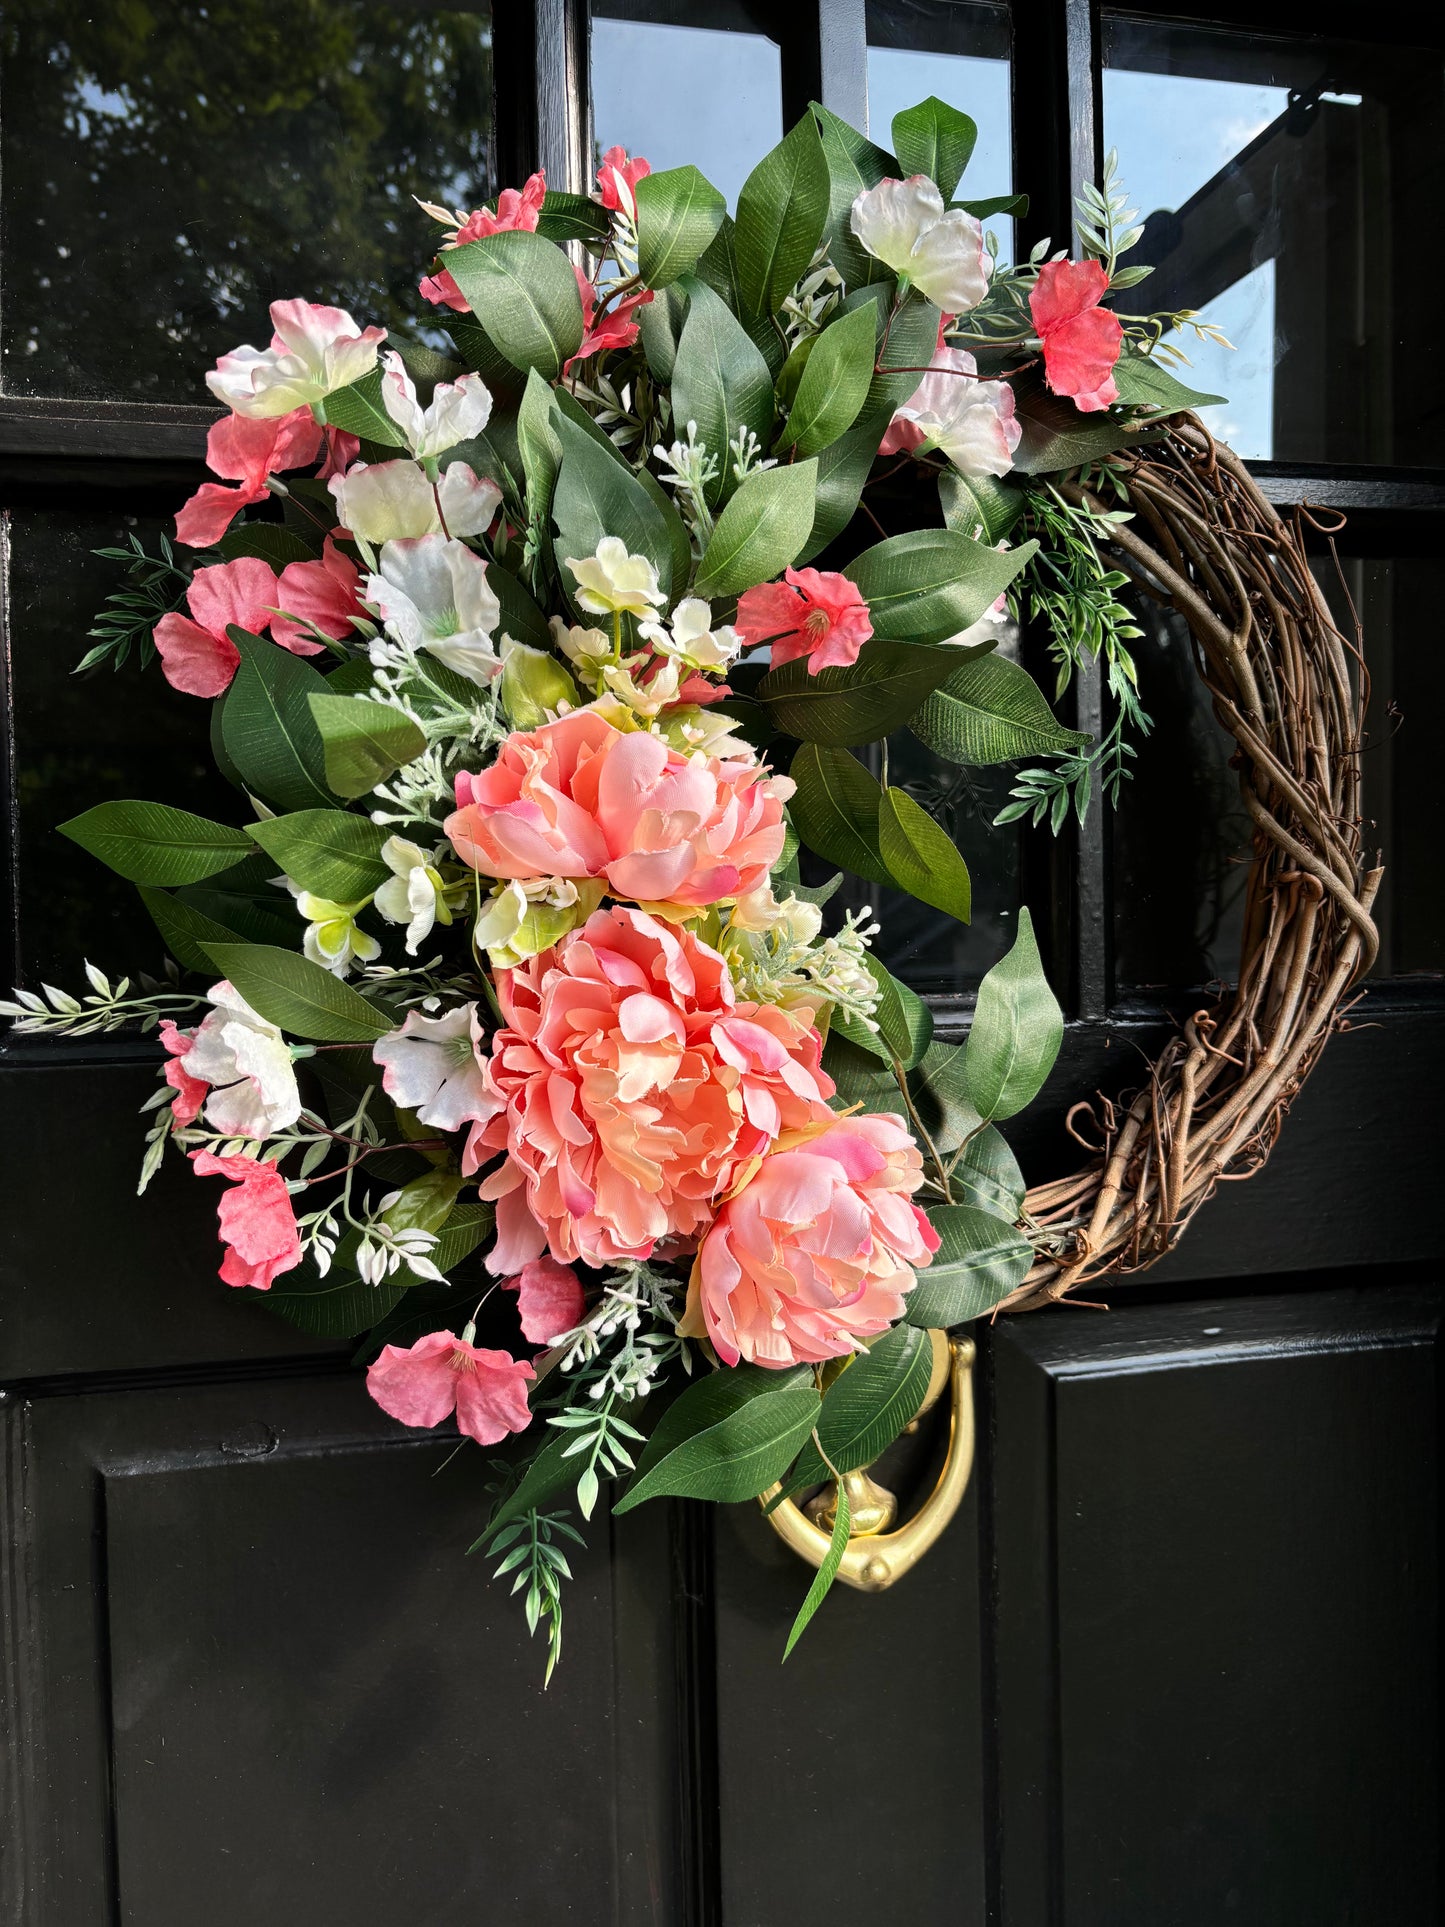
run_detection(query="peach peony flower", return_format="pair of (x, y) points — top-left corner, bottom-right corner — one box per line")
(1029, 258), (1123, 413)
(682, 1113), (939, 1368)
(366, 1330), (535, 1444)
(190, 1150), (303, 1291)
(445, 709), (792, 910)
(464, 905), (834, 1272)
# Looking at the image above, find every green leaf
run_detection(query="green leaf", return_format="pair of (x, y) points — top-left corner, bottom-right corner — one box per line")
(321, 366), (405, 446)
(780, 301), (877, 458)
(477, 1424), (585, 1547)
(857, 291), (943, 438)
(906, 1204), (1034, 1327)
(783, 1479), (850, 1659)
(552, 412), (676, 603)
(201, 942), (392, 1042)
(487, 557), (552, 652)
(811, 102), (896, 290)
(177, 884), (298, 951)
(798, 417), (883, 564)
(1009, 368), (1163, 477)
(1112, 349), (1225, 414)
(693, 459), (817, 601)
(516, 367), (563, 530)
(845, 528), (1037, 645)
(822, 1030), (901, 1113)
(964, 907), (1063, 1121)
(58, 801), (254, 886)
(891, 97), (977, 200)
(444, 230), (585, 380)
(382, 1168), (466, 1239)
(938, 468), (1025, 546)
(307, 694), (427, 801)
(835, 955), (932, 1071)
(911, 654), (1090, 767)
(265, 1270), (410, 1339)
(784, 1322), (935, 1495)
(138, 885), (247, 972)
(637, 282), (687, 382)
(733, 115), (831, 316)
(613, 1366), (820, 1511)
(879, 787), (972, 923)
(535, 188), (611, 245)
(247, 810), (389, 900)
(755, 639), (970, 748)
(908, 1041), (983, 1153)
(635, 164), (728, 288)
(788, 742), (889, 889)
(670, 276), (776, 507)
(956, 193), (1029, 220)
(221, 629), (334, 812)
(954, 1125), (1026, 1220)
(215, 524), (317, 567)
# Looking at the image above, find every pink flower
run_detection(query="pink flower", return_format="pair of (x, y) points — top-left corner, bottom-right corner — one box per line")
(596, 146), (651, 215)
(175, 407), (322, 549)
(567, 266), (653, 372)
(319, 426), (360, 479)
(465, 905), (834, 1272)
(1029, 258), (1123, 413)
(366, 1330), (535, 1444)
(736, 567), (875, 676)
(445, 709), (791, 910)
(270, 536), (362, 654)
(419, 171), (547, 312)
(158, 1017), (206, 1128)
(153, 556), (279, 698)
(879, 327), (1021, 477)
(190, 1150), (303, 1291)
(206, 300), (386, 419)
(683, 1114), (939, 1368)
(505, 1257), (587, 1345)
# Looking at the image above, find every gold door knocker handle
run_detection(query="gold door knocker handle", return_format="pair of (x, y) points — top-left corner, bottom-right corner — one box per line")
(758, 1333), (976, 1593)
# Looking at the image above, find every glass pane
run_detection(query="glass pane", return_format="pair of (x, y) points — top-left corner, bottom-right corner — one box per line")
(1112, 556), (1443, 990)
(866, 1), (1013, 220)
(1, 4), (494, 401)
(6, 511), (239, 985)
(1102, 14), (1445, 466)
(591, 4), (782, 211)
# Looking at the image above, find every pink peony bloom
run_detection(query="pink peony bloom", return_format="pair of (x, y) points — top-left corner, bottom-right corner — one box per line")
(206, 300), (386, 419)
(505, 1257), (587, 1345)
(175, 407), (322, 549)
(465, 905), (834, 1272)
(445, 709), (792, 910)
(683, 1114), (939, 1368)
(419, 171), (547, 311)
(158, 1017), (206, 1128)
(153, 555), (280, 698)
(596, 146), (651, 214)
(366, 1330), (535, 1444)
(567, 266), (653, 372)
(1029, 258), (1123, 413)
(190, 1150), (303, 1291)
(736, 567), (875, 676)
(269, 536), (362, 654)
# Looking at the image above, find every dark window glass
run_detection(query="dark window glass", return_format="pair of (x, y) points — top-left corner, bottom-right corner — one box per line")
(0, 4), (494, 401)
(1102, 15), (1445, 466)
(590, 4), (782, 210)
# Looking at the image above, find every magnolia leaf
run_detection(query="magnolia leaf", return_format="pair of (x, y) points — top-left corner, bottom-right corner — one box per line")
(755, 639), (972, 748)
(733, 115), (831, 317)
(221, 629), (334, 812)
(780, 301), (878, 457)
(905, 1204), (1034, 1327)
(535, 188), (611, 244)
(635, 165), (728, 288)
(322, 367), (405, 446)
(201, 942), (392, 1042)
(138, 885), (247, 973)
(834, 955), (933, 1071)
(891, 96), (977, 200)
(613, 1366), (820, 1511)
(215, 524), (317, 567)
(879, 787), (972, 923)
(788, 743), (890, 889)
(782, 1322), (935, 1497)
(938, 468), (1025, 546)
(783, 1478), (850, 1659)
(964, 907), (1063, 1120)
(59, 801), (253, 886)
(1112, 350), (1226, 413)
(910, 654), (1090, 766)
(856, 291), (943, 438)
(248, 810), (390, 901)
(810, 102), (897, 290)
(552, 411), (677, 604)
(957, 193), (1029, 219)
(908, 1040), (983, 1153)
(444, 229), (585, 380)
(845, 528), (1036, 644)
(822, 1030), (902, 1113)
(798, 417), (882, 563)
(670, 276), (776, 508)
(693, 460), (818, 601)
(954, 1125), (1026, 1220)
(308, 694), (427, 801)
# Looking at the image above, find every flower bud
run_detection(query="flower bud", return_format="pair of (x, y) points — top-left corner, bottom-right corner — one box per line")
(498, 634), (580, 727)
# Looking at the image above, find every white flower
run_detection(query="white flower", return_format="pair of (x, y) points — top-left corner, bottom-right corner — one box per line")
(549, 615), (613, 673)
(330, 459), (501, 548)
(888, 346), (1022, 478)
(565, 536), (665, 618)
(293, 891), (381, 976)
(371, 1004), (493, 1131)
(729, 885), (823, 944)
(181, 982), (303, 1138)
(373, 837), (452, 955)
(379, 351), (493, 460)
(366, 534), (503, 685)
(639, 596), (740, 671)
(206, 299), (386, 419)
(600, 653), (685, 718)
(850, 178), (991, 314)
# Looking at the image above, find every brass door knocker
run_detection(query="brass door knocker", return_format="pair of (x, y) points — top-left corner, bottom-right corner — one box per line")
(758, 1333), (976, 1593)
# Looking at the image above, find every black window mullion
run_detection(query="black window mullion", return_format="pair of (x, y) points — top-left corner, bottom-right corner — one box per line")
(501, 0), (588, 192)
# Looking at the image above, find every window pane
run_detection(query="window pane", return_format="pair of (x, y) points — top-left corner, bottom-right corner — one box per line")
(0, 4), (494, 401)
(591, 4), (782, 210)
(1102, 15), (1445, 466)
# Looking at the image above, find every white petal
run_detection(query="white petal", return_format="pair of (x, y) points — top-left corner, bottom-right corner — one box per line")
(850, 176), (944, 274)
(906, 208), (991, 314)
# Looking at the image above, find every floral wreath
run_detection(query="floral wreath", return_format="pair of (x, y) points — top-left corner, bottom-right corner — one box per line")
(6, 103), (1376, 1675)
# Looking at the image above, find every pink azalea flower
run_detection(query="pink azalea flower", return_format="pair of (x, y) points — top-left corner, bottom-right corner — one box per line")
(1029, 258), (1124, 413)
(735, 567), (875, 676)
(682, 1114), (939, 1368)
(190, 1150), (303, 1291)
(269, 536), (362, 654)
(445, 709), (792, 910)
(505, 1257), (587, 1345)
(566, 266), (653, 373)
(596, 146), (651, 215)
(463, 904), (834, 1272)
(153, 556), (280, 698)
(174, 407), (323, 550)
(158, 1017), (206, 1128)
(419, 171), (547, 312)
(365, 1330), (535, 1445)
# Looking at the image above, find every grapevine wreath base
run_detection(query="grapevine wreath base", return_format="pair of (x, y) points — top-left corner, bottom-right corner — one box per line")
(1009, 417), (1382, 1309)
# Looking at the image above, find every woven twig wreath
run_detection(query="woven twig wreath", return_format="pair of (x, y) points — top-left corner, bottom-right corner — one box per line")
(1003, 415), (1384, 1311)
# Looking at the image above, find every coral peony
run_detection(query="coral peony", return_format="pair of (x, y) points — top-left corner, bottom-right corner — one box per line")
(465, 906), (834, 1271)
(735, 567), (875, 676)
(1029, 258), (1123, 413)
(366, 1330), (535, 1444)
(175, 407), (322, 549)
(445, 709), (791, 910)
(190, 1150), (303, 1291)
(682, 1113), (939, 1367)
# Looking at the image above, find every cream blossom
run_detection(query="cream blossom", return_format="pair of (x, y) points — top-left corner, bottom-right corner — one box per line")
(639, 596), (740, 671)
(372, 1004), (492, 1132)
(379, 351), (493, 460)
(206, 300), (386, 419)
(293, 890), (381, 975)
(883, 344), (1021, 478)
(565, 536), (666, 619)
(330, 459), (501, 548)
(549, 615), (613, 676)
(365, 534), (503, 684)
(180, 983), (302, 1138)
(472, 876), (603, 969)
(850, 178), (991, 314)
(373, 837), (453, 955)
